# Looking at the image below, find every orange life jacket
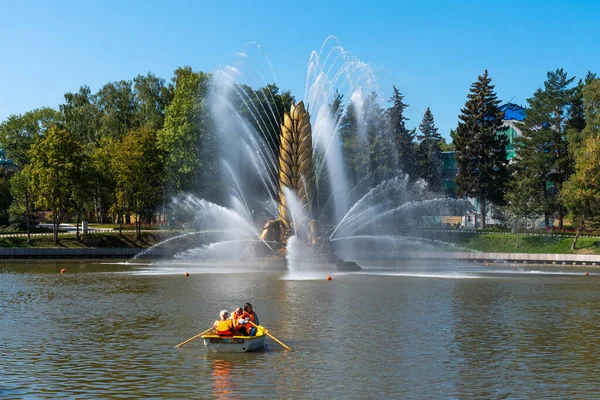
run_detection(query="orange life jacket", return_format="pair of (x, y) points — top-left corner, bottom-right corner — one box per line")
(214, 319), (234, 336)
(247, 311), (257, 324)
(235, 312), (251, 335)
(230, 311), (243, 323)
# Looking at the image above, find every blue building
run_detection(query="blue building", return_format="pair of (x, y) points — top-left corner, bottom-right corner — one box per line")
(441, 102), (526, 196)
(0, 149), (13, 166)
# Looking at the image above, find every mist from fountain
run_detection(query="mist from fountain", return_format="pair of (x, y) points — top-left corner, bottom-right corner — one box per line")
(155, 37), (470, 268)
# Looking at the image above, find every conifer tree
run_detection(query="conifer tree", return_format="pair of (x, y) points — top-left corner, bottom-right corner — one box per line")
(416, 107), (442, 191)
(387, 86), (417, 179)
(512, 69), (578, 228)
(452, 70), (508, 228)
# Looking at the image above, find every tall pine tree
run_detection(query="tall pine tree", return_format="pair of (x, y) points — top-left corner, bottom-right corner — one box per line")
(387, 86), (417, 179)
(452, 70), (508, 228)
(416, 107), (442, 191)
(512, 69), (577, 228)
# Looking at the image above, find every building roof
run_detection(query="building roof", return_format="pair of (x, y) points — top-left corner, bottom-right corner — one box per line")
(499, 103), (526, 122)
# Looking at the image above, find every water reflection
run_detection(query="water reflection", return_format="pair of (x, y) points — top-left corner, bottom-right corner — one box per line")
(211, 359), (236, 399)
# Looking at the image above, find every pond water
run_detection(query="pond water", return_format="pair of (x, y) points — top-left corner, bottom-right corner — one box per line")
(1, 260), (599, 399)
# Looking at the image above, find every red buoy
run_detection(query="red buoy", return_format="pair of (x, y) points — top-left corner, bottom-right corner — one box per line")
(60, 269), (66, 274)
(326, 276), (332, 281)
(184, 272), (190, 277)
(585, 272), (589, 276)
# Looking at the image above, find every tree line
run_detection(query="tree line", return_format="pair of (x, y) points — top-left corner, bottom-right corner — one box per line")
(2, 64), (598, 249)
(0, 67), (296, 242)
(0, 66), (449, 242)
(452, 68), (599, 248)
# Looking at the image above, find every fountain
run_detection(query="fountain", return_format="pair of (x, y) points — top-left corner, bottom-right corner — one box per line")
(258, 101), (337, 263)
(156, 37), (469, 271)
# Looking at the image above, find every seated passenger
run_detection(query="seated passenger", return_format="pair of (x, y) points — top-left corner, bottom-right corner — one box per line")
(243, 303), (259, 336)
(213, 310), (234, 337)
(230, 306), (245, 335)
(230, 307), (244, 324)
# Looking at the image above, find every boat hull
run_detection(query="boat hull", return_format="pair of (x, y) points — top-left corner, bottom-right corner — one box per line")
(202, 334), (266, 353)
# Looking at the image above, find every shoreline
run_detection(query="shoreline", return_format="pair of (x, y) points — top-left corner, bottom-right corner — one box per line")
(0, 247), (159, 259)
(403, 251), (600, 266)
(0, 247), (599, 266)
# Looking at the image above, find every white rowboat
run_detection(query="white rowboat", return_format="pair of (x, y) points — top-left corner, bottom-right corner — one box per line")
(202, 326), (267, 353)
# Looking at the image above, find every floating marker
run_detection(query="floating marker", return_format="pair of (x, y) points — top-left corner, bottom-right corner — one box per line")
(326, 276), (332, 281)
(60, 269), (66, 274)
(585, 272), (589, 276)
(184, 272), (190, 277)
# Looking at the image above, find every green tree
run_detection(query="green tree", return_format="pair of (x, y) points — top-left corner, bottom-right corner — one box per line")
(580, 77), (600, 139)
(9, 169), (35, 243)
(387, 86), (417, 178)
(439, 136), (454, 151)
(96, 80), (137, 139)
(341, 95), (369, 190)
(416, 107), (443, 191)
(561, 135), (600, 249)
(452, 70), (508, 229)
(235, 84), (294, 162)
(367, 92), (392, 184)
(90, 136), (118, 224)
(561, 78), (600, 249)
(157, 67), (209, 195)
(514, 69), (578, 228)
(27, 125), (85, 243)
(0, 166), (16, 226)
(0, 108), (62, 167)
(566, 71), (597, 144)
(504, 174), (542, 247)
(61, 85), (101, 145)
(113, 127), (163, 240)
(134, 72), (174, 131)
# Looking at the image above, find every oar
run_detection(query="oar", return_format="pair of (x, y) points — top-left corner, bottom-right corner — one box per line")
(175, 327), (214, 348)
(249, 321), (292, 351)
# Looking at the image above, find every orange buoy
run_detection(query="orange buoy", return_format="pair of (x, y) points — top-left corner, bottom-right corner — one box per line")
(485, 262), (490, 267)
(184, 272), (190, 277)
(60, 269), (66, 274)
(585, 272), (589, 276)
(326, 276), (332, 281)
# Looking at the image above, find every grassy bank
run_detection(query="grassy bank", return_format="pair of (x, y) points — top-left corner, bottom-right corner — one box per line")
(0, 232), (181, 248)
(428, 232), (600, 254)
(2, 229), (599, 255)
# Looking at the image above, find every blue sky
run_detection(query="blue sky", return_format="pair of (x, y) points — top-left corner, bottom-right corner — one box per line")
(1, 0), (598, 139)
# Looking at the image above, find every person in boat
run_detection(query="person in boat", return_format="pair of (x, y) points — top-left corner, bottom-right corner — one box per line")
(230, 307), (244, 324)
(232, 303), (260, 336)
(243, 303), (259, 336)
(230, 306), (246, 335)
(213, 310), (235, 337)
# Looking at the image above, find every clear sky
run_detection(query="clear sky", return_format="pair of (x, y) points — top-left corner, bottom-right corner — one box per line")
(1, 0), (598, 139)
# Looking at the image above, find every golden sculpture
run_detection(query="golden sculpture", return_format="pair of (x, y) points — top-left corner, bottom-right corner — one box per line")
(257, 101), (338, 262)
(278, 101), (314, 238)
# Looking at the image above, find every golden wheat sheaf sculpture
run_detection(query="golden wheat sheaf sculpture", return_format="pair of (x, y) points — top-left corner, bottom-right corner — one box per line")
(278, 101), (314, 235)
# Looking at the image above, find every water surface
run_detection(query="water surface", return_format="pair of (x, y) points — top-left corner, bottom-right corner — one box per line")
(1, 260), (599, 398)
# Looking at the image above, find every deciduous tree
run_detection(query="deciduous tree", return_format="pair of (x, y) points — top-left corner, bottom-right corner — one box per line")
(113, 127), (163, 240)
(27, 125), (85, 242)
(8, 169), (35, 243)
(0, 108), (62, 167)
